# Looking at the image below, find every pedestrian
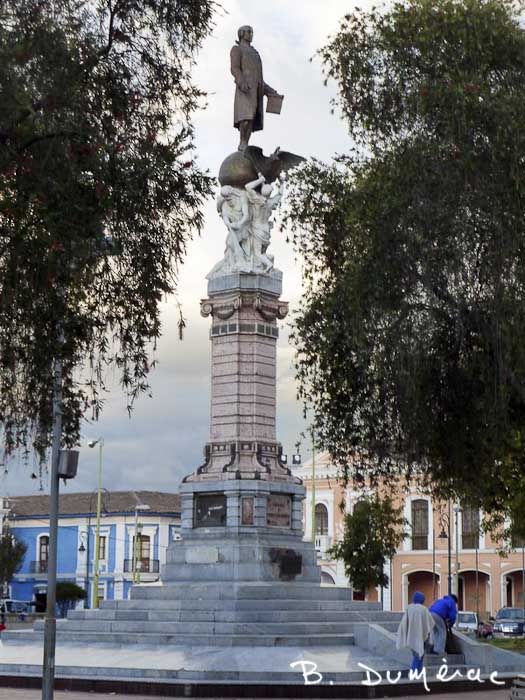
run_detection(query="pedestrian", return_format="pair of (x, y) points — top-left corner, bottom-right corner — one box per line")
(396, 591), (435, 673)
(429, 593), (458, 655)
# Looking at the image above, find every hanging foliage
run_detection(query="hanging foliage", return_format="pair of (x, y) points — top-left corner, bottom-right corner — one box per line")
(284, 0), (525, 525)
(0, 0), (217, 462)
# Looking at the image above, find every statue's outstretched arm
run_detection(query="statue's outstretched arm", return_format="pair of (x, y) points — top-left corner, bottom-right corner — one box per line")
(263, 81), (279, 96)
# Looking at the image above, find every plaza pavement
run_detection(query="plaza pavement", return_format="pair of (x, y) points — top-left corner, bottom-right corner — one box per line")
(0, 689), (512, 700)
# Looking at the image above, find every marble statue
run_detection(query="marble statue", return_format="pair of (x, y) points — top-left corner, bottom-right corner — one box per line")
(207, 174), (284, 280)
(244, 172), (284, 272)
(230, 25), (283, 151)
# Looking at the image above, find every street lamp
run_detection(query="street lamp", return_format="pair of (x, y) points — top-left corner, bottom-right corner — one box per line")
(511, 529), (525, 621)
(88, 437), (104, 608)
(438, 500), (452, 596)
(454, 504), (461, 602)
(79, 488), (110, 608)
(133, 504), (150, 584)
(432, 507), (438, 600)
(311, 432), (316, 544)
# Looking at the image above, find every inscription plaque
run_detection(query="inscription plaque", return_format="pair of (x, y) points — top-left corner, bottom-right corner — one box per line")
(241, 497), (254, 526)
(194, 493), (227, 527)
(267, 494), (291, 527)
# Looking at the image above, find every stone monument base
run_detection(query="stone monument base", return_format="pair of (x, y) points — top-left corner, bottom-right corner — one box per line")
(168, 479), (319, 584)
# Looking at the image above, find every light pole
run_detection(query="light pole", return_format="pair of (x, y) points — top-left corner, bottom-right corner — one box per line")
(41, 310), (65, 700)
(78, 488), (110, 608)
(454, 504), (461, 602)
(432, 507), (437, 600)
(522, 544), (525, 623)
(475, 535), (479, 628)
(311, 431), (316, 544)
(88, 438), (104, 608)
(133, 504), (150, 584)
(438, 500), (452, 596)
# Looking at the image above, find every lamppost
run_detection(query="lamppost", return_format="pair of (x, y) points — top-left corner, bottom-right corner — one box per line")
(475, 531), (479, 628)
(133, 504), (150, 584)
(88, 437), (104, 608)
(432, 506), (437, 600)
(78, 488), (110, 607)
(522, 543), (525, 623)
(311, 431), (316, 545)
(454, 504), (461, 601)
(438, 500), (452, 596)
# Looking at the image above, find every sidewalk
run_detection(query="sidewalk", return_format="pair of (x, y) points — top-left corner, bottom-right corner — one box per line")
(0, 689), (512, 700)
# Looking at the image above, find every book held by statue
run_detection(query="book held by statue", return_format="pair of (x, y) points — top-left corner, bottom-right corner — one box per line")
(266, 94), (284, 114)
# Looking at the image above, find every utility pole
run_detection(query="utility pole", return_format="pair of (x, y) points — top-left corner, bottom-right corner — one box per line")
(310, 431), (316, 544)
(41, 318), (64, 700)
(454, 504), (461, 601)
(88, 439), (104, 609)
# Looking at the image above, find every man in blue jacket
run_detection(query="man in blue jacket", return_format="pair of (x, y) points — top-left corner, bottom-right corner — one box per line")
(429, 594), (458, 654)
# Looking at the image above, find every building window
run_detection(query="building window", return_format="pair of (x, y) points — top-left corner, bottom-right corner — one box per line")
(98, 536), (107, 561)
(97, 585), (105, 602)
(315, 504), (329, 535)
(39, 535), (49, 562)
(462, 506), (480, 549)
(139, 534), (150, 561)
(411, 499), (429, 550)
(133, 534), (150, 570)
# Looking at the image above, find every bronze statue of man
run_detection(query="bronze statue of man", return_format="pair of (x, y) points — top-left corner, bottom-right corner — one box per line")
(230, 25), (282, 151)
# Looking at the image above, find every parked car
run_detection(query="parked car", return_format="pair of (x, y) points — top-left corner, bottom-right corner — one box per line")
(477, 618), (494, 639)
(456, 611), (478, 635)
(492, 607), (525, 638)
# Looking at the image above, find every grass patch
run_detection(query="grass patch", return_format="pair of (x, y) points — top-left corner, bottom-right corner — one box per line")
(480, 637), (525, 652)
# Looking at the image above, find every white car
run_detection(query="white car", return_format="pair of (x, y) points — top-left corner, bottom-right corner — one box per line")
(456, 611), (478, 635)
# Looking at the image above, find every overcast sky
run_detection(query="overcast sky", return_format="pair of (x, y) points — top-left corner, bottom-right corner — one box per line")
(1, 0), (374, 498)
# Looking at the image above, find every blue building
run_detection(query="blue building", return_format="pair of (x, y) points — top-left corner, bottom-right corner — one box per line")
(5, 491), (181, 609)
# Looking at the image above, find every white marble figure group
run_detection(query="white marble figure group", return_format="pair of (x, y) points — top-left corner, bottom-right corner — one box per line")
(207, 172), (284, 279)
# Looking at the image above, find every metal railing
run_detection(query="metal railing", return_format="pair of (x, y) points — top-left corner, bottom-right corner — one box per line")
(123, 559), (159, 574)
(29, 561), (48, 574)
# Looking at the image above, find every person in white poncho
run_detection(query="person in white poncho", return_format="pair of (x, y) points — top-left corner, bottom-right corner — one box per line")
(396, 591), (435, 673)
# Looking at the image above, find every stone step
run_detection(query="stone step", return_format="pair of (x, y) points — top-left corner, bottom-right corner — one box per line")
(39, 619), (356, 635)
(68, 608), (402, 623)
(160, 563), (320, 582)
(129, 584), (372, 603)
(1, 629), (355, 647)
(99, 597), (380, 611)
(424, 653), (465, 667)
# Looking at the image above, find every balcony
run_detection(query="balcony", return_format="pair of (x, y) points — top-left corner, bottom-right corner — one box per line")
(29, 561), (48, 574)
(123, 559), (159, 574)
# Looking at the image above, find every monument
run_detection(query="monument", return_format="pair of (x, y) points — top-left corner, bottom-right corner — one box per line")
(162, 23), (318, 587)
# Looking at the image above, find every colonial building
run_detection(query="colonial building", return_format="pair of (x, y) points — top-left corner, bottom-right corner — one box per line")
(4, 490), (181, 608)
(293, 453), (525, 617)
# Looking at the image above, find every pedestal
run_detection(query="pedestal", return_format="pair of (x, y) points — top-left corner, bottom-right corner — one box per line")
(163, 271), (319, 585)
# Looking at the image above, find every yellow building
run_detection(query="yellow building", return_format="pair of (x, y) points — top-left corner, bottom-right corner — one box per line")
(293, 452), (525, 617)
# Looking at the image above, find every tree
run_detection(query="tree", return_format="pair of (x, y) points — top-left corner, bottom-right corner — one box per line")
(284, 0), (525, 524)
(0, 0), (216, 464)
(0, 528), (27, 596)
(55, 581), (87, 618)
(329, 495), (405, 594)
